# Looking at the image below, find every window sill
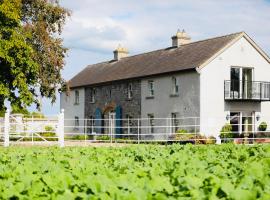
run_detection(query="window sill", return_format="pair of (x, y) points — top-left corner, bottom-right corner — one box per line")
(90, 101), (95, 104)
(146, 96), (154, 99)
(170, 93), (179, 97)
(74, 103), (79, 105)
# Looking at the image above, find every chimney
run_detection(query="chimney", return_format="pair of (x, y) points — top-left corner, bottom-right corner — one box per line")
(113, 45), (129, 60)
(171, 29), (191, 47)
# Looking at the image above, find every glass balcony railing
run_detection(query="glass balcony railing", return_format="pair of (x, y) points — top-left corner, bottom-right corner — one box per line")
(224, 80), (270, 101)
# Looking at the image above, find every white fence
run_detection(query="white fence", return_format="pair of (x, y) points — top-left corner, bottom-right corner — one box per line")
(1, 110), (270, 147)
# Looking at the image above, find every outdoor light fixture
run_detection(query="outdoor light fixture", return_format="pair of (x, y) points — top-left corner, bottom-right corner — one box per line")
(226, 114), (230, 121)
(256, 115), (260, 121)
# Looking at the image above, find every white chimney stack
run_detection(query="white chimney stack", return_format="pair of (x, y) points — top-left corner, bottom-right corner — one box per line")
(171, 29), (191, 47)
(113, 45), (129, 60)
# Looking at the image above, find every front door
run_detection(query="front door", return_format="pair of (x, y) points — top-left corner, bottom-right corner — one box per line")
(230, 111), (254, 137)
(242, 112), (254, 136)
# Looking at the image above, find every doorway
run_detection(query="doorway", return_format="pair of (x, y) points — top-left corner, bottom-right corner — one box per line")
(230, 67), (253, 99)
(230, 111), (254, 136)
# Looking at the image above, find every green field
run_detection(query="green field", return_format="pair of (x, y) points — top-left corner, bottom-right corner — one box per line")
(0, 144), (269, 199)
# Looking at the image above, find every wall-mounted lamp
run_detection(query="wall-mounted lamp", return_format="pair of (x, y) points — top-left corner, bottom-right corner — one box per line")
(256, 115), (260, 121)
(226, 114), (230, 121)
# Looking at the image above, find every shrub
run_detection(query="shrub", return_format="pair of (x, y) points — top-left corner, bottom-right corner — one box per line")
(259, 122), (267, 131)
(220, 123), (234, 139)
(96, 135), (110, 141)
(176, 129), (188, 134)
(45, 125), (54, 132)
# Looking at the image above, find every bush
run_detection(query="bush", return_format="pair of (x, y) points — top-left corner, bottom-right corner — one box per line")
(220, 123), (233, 139)
(176, 129), (188, 134)
(259, 122), (267, 131)
(45, 125), (54, 132)
(96, 135), (110, 141)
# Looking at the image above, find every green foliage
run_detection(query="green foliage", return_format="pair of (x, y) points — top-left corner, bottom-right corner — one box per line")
(11, 107), (30, 115)
(259, 122), (267, 131)
(0, 145), (269, 199)
(176, 129), (188, 133)
(45, 125), (54, 132)
(96, 135), (110, 140)
(0, 0), (70, 111)
(30, 111), (45, 118)
(220, 123), (234, 139)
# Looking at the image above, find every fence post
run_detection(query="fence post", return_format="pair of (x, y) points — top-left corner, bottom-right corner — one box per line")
(215, 136), (221, 145)
(4, 109), (10, 147)
(58, 109), (64, 147)
(137, 118), (140, 144)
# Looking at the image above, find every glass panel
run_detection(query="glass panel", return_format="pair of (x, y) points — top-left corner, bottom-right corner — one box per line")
(242, 68), (253, 99)
(230, 112), (240, 135)
(230, 68), (240, 98)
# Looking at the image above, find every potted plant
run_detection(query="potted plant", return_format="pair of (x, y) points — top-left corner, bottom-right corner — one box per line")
(259, 122), (267, 132)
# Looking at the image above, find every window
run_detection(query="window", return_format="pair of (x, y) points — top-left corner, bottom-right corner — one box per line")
(109, 89), (112, 98)
(171, 113), (179, 133)
(74, 90), (79, 105)
(87, 116), (95, 133)
(172, 77), (179, 95)
(90, 88), (96, 103)
(126, 115), (132, 134)
(127, 83), (133, 99)
(148, 80), (154, 97)
(74, 116), (79, 130)
(147, 114), (154, 134)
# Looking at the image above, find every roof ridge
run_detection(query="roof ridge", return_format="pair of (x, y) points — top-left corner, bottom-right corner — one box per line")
(124, 31), (244, 60)
(86, 31), (244, 65)
(180, 31), (244, 47)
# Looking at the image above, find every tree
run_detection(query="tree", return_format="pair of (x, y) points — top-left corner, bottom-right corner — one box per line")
(0, 0), (70, 113)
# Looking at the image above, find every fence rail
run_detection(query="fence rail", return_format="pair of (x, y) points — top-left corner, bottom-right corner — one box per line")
(1, 110), (270, 147)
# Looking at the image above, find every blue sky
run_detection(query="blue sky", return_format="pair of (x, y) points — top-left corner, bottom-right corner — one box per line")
(40, 0), (270, 115)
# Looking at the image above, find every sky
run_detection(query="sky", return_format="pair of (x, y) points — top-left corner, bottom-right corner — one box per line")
(40, 0), (270, 115)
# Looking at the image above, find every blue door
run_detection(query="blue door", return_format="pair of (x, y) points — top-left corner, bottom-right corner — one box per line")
(115, 106), (122, 138)
(94, 108), (103, 134)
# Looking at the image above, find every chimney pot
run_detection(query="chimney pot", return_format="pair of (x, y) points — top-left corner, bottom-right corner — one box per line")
(172, 29), (191, 47)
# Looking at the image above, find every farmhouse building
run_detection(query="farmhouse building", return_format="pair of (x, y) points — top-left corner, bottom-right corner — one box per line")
(60, 30), (270, 137)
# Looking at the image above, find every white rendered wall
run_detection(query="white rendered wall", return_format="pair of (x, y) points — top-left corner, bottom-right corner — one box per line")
(200, 37), (270, 136)
(60, 88), (85, 134)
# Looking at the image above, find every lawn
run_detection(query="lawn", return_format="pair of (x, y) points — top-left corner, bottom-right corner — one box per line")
(0, 144), (269, 199)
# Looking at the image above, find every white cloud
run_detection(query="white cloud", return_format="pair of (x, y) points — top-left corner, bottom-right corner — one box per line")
(41, 0), (270, 114)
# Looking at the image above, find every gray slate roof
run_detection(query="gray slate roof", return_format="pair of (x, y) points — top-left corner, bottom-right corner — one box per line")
(69, 32), (242, 88)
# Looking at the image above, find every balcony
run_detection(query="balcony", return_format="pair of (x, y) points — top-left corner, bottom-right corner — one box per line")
(224, 80), (270, 101)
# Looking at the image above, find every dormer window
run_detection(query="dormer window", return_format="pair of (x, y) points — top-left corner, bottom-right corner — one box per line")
(90, 88), (96, 103)
(74, 90), (79, 105)
(172, 77), (179, 95)
(127, 83), (133, 99)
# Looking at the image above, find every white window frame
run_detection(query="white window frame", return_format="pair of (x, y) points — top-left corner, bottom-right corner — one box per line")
(148, 80), (154, 97)
(171, 113), (179, 133)
(172, 77), (179, 95)
(74, 116), (79, 130)
(128, 83), (133, 99)
(74, 90), (79, 105)
(147, 114), (155, 134)
(90, 88), (96, 103)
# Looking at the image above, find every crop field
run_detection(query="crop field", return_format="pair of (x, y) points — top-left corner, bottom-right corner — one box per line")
(0, 144), (269, 199)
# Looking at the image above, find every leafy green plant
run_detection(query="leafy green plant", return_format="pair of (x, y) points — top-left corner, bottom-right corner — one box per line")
(259, 122), (267, 131)
(0, 145), (269, 199)
(176, 129), (188, 133)
(220, 123), (234, 139)
(95, 135), (110, 140)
